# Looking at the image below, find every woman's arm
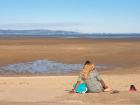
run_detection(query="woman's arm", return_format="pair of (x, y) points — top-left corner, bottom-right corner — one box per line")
(95, 69), (108, 89)
(69, 81), (80, 93)
(100, 79), (113, 92)
(73, 81), (80, 91)
(100, 79), (108, 89)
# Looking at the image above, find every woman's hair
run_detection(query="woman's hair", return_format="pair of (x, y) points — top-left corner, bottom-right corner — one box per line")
(84, 60), (91, 67)
(81, 60), (93, 80)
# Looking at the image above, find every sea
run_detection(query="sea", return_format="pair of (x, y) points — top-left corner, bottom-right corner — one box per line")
(0, 33), (140, 39)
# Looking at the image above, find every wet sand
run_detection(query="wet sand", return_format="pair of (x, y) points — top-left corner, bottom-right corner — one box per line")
(0, 38), (140, 68)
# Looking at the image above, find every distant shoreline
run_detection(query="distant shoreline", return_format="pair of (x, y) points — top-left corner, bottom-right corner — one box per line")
(0, 29), (140, 39)
(0, 35), (140, 40)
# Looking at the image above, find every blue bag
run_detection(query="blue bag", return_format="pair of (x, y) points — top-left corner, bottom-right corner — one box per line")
(73, 83), (88, 93)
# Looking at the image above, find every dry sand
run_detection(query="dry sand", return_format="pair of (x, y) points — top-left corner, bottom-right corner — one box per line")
(0, 75), (139, 105)
(0, 37), (140, 105)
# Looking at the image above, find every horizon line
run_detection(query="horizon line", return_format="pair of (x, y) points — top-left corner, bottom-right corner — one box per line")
(0, 29), (140, 34)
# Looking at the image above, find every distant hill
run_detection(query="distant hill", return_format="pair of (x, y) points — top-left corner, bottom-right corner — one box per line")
(0, 29), (80, 36)
(0, 29), (140, 39)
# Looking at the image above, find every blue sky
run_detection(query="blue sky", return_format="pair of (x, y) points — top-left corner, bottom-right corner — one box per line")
(0, 0), (140, 33)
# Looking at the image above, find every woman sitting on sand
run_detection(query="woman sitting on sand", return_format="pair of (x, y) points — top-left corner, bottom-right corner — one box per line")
(72, 60), (111, 93)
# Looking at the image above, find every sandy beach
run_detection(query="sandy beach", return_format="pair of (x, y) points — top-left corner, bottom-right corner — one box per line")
(0, 75), (139, 105)
(0, 37), (140, 105)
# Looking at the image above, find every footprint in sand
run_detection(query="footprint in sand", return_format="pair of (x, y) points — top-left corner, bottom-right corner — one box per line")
(61, 100), (84, 104)
(18, 82), (30, 85)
